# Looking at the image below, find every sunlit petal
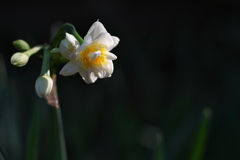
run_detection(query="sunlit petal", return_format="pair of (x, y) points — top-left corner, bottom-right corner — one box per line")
(95, 32), (114, 48)
(60, 61), (79, 76)
(79, 69), (98, 84)
(108, 36), (120, 51)
(84, 21), (107, 40)
(88, 51), (101, 62)
(105, 51), (117, 60)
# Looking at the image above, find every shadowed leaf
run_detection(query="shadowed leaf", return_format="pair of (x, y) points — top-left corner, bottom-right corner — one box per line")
(25, 104), (40, 160)
(186, 107), (212, 160)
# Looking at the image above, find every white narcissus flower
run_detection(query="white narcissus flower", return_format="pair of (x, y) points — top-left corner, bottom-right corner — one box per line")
(59, 20), (119, 84)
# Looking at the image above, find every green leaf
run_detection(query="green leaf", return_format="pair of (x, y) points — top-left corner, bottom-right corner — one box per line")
(25, 104), (40, 160)
(153, 132), (165, 160)
(186, 107), (212, 160)
(0, 146), (6, 160)
(46, 107), (67, 160)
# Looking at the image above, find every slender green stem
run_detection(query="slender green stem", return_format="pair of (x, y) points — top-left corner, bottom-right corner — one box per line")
(24, 45), (43, 57)
(187, 107), (211, 160)
(40, 46), (50, 76)
(154, 132), (165, 160)
(56, 106), (67, 160)
(25, 104), (40, 160)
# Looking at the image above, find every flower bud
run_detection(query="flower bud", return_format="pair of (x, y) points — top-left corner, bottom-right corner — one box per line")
(10, 52), (29, 67)
(13, 39), (30, 52)
(35, 74), (53, 98)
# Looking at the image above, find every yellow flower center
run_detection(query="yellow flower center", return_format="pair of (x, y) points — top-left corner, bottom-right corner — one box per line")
(80, 43), (107, 69)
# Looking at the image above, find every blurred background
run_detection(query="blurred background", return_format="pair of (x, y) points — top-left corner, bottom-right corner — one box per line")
(1, 0), (240, 160)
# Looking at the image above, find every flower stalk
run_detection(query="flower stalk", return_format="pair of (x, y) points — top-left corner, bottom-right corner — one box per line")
(24, 45), (43, 57)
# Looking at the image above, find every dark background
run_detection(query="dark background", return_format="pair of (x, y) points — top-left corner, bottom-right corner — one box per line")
(1, 0), (240, 160)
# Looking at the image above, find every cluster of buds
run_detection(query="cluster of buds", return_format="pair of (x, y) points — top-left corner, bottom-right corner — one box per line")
(11, 39), (53, 98)
(11, 40), (42, 67)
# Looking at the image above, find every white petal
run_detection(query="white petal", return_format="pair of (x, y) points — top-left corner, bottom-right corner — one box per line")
(59, 40), (71, 59)
(84, 21), (107, 40)
(59, 61), (79, 76)
(105, 51), (117, 60)
(88, 51), (101, 62)
(77, 36), (92, 53)
(102, 60), (114, 77)
(108, 36), (120, 51)
(66, 33), (79, 46)
(95, 32), (114, 48)
(93, 67), (106, 79)
(61, 39), (69, 48)
(79, 69), (98, 84)
(59, 35), (79, 60)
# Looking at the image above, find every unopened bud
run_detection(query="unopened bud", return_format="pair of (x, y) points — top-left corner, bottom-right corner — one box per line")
(35, 74), (53, 98)
(13, 39), (30, 52)
(10, 52), (29, 67)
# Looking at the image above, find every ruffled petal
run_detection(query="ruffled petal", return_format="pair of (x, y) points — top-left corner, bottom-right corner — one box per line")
(79, 69), (98, 84)
(102, 60), (114, 77)
(107, 36), (120, 51)
(105, 51), (117, 60)
(59, 39), (71, 59)
(88, 51), (101, 62)
(95, 32), (114, 49)
(77, 36), (92, 53)
(59, 61), (79, 76)
(93, 66), (107, 79)
(84, 21), (107, 40)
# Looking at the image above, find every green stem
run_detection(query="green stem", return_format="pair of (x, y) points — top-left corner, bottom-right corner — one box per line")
(153, 132), (165, 160)
(25, 104), (40, 160)
(40, 46), (51, 76)
(187, 107), (211, 160)
(24, 45), (43, 57)
(56, 107), (67, 160)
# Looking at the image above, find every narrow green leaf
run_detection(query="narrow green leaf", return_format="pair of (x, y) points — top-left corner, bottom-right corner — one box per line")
(47, 107), (67, 160)
(0, 146), (6, 160)
(187, 107), (212, 160)
(25, 105), (40, 160)
(153, 132), (165, 160)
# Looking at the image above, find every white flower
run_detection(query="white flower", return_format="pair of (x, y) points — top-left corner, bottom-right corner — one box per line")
(59, 20), (119, 84)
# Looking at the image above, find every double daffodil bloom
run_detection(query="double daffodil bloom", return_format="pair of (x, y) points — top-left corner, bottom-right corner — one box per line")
(59, 20), (119, 84)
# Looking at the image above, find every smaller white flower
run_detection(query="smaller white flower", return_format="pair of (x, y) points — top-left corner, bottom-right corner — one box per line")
(59, 20), (119, 84)
(35, 73), (53, 98)
(59, 33), (80, 60)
